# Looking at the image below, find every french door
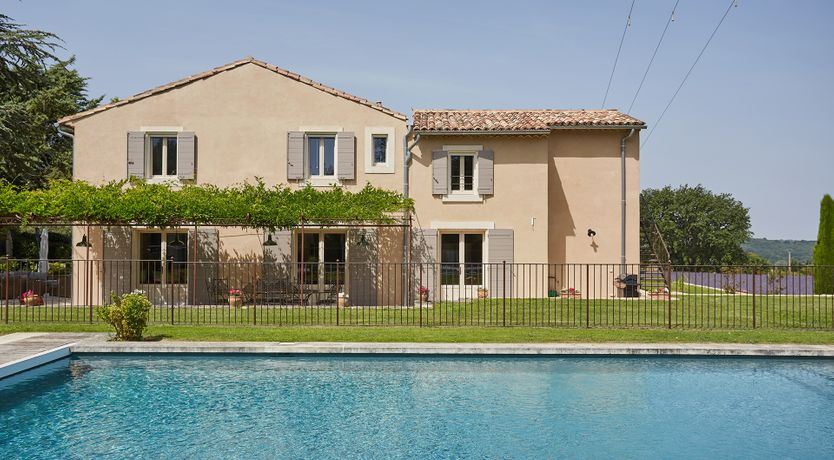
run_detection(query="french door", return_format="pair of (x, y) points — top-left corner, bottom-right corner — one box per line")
(296, 232), (347, 295)
(440, 233), (484, 300)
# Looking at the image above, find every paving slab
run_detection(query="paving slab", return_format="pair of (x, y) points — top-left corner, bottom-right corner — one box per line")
(0, 332), (105, 379)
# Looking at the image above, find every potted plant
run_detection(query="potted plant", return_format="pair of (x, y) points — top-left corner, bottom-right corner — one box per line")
(228, 289), (244, 308)
(477, 287), (489, 299)
(418, 286), (430, 302)
(22, 290), (44, 306)
(560, 287), (581, 299)
(337, 292), (349, 308)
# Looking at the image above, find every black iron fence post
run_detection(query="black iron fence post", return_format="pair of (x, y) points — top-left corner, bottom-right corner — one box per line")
(4, 257), (8, 324)
(418, 264), (423, 327)
(502, 261), (507, 327)
(336, 260), (340, 327)
(667, 274), (672, 329)
(585, 264), (590, 328)
(252, 263), (258, 326)
(753, 268), (756, 329)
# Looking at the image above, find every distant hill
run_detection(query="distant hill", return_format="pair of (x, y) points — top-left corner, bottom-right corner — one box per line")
(742, 238), (815, 264)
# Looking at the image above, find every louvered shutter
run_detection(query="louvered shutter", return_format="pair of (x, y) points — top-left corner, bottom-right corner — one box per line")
(487, 229), (514, 298)
(414, 229), (438, 302)
(287, 132), (304, 179)
(431, 150), (448, 195)
(188, 228), (219, 305)
(337, 132), (355, 180)
(478, 150), (494, 195)
(177, 131), (195, 180)
(127, 132), (145, 178)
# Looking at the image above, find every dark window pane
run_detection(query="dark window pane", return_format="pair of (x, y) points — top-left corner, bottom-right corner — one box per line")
(373, 136), (387, 164)
(450, 155), (461, 191)
(297, 233), (319, 282)
(139, 233), (162, 284)
(166, 233), (188, 284)
(323, 137), (335, 176)
(166, 137), (177, 176)
(308, 137), (320, 176)
(464, 234), (483, 285)
(463, 156), (474, 191)
(151, 137), (163, 176)
(323, 233), (345, 285)
(441, 234), (460, 285)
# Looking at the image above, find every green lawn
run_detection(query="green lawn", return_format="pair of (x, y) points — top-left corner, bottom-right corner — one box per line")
(3, 295), (833, 329)
(1, 323), (833, 344)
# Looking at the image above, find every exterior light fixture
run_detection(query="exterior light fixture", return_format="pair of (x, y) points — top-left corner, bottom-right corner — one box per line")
(263, 234), (277, 246)
(76, 234), (92, 247)
(587, 229), (596, 238)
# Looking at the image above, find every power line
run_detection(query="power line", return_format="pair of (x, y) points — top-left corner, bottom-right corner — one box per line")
(642, 0), (737, 148)
(601, 0), (636, 109)
(627, 0), (680, 114)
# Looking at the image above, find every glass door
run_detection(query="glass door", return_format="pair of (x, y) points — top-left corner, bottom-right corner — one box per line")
(440, 233), (484, 300)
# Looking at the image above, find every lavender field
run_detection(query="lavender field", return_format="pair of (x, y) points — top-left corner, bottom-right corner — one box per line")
(672, 271), (824, 295)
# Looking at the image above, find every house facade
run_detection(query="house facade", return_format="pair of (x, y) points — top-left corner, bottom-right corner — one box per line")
(58, 57), (644, 305)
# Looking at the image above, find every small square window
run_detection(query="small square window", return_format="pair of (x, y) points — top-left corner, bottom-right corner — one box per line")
(372, 135), (387, 165)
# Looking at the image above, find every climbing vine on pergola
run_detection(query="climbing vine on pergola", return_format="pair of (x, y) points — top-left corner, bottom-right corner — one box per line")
(0, 179), (413, 229)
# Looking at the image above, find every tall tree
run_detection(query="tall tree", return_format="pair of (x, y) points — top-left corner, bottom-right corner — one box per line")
(813, 194), (834, 294)
(641, 185), (752, 265)
(0, 14), (101, 188)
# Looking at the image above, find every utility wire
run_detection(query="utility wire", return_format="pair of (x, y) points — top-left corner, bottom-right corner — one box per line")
(601, 0), (636, 109)
(627, 0), (680, 114)
(642, 0), (737, 147)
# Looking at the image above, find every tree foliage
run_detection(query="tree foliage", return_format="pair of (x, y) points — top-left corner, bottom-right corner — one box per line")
(0, 179), (413, 229)
(0, 15), (101, 188)
(813, 194), (834, 294)
(641, 185), (752, 265)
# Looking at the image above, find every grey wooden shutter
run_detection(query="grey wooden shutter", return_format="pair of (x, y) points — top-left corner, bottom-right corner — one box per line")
(431, 150), (448, 195)
(263, 230), (293, 285)
(287, 131), (304, 179)
(478, 150), (494, 195)
(127, 132), (145, 179)
(102, 226), (133, 300)
(337, 131), (355, 180)
(177, 131), (196, 180)
(188, 228), (219, 305)
(487, 229), (514, 298)
(348, 229), (377, 306)
(414, 229), (438, 302)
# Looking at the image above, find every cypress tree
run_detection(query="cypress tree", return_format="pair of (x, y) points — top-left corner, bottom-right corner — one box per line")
(813, 194), (834, 294)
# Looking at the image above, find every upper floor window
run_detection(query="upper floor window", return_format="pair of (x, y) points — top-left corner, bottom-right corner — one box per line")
(449, 153), (475, 193)
(372, 135), (388, 165)
(307, 135), (336, 177)
(149, 135), (177, 177)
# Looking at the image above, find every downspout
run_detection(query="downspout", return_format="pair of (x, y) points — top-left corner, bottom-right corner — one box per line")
(54, 123), (75, 179)
(620, 128), (636, 273)
(402, 125), (420, 305)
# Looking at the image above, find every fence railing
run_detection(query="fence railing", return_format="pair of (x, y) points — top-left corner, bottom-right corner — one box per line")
(2, 258), (833, 329)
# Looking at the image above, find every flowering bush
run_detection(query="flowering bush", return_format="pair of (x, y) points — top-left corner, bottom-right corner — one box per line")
(97, 290), (151, 341)
(229, 289), (242, 296)
(21, 290), (43, 305)
(418, 286), (429, 295)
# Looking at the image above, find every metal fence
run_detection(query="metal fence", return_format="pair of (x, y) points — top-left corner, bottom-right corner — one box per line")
(2, 258), (833, 329)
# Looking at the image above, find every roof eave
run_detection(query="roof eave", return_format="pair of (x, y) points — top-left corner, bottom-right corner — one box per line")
(547, 124), (647, 130)
(413, 129), (550, 135)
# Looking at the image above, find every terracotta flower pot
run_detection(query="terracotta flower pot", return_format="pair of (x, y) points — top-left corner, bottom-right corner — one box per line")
(228, 294), (243, 308)
(477, 288), (489, 299)
(23, 294), (43, 306)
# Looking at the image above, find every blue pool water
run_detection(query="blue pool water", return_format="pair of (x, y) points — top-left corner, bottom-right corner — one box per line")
(1, 355), (833, 459)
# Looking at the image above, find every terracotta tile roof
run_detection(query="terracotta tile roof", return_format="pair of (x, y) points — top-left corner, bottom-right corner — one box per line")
(58, 57), (406, 126)
(412, 109), (645, 132)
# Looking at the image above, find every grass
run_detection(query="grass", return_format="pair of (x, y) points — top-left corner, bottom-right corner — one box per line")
(1, 323), (834, 344)
(4, 295), (833, 329)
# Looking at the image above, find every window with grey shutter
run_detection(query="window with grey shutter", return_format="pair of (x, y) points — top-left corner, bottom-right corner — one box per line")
(127, 132), (146, 178)
(287, 131), (304, 179)
(431, 150), (448, 195)
(478, 150), (494, 195)
(487, 229), (513, 298)
(177, 131), (195, 180)
(337, 132), (355, 180)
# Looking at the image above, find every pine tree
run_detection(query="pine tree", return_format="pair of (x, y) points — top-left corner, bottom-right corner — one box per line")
(813, 194), (834, 294)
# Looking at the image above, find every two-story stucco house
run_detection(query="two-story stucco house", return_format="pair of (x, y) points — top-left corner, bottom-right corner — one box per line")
(57, 57), (644, 305)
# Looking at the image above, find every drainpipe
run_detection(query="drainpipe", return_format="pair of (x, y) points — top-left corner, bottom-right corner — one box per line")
(402, 126), (420, 305)
(620, 128), (636, 274)
(54, 123), (75, 179)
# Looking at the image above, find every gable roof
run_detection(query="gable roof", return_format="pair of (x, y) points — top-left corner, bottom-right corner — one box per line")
(58, 57), (407, 126)
(412, 109), (645, 133)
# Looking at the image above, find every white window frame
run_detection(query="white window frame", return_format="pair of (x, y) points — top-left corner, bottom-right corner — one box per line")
(364, 126), (396, 174)
(133, 229), (189, 286)
(439, 231), (486, 288)
(304, 132), (339, 186)
(442, 145), (482, 202)
(145, 132), (179, 181)
(293, 230), (349, 288)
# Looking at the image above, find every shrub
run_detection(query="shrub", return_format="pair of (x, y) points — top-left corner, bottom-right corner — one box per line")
(813, 194), (834, 294)
(98, 290), (151, 341)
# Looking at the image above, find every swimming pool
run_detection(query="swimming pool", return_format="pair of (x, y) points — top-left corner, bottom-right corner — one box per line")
(2, 355), (833, 459)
